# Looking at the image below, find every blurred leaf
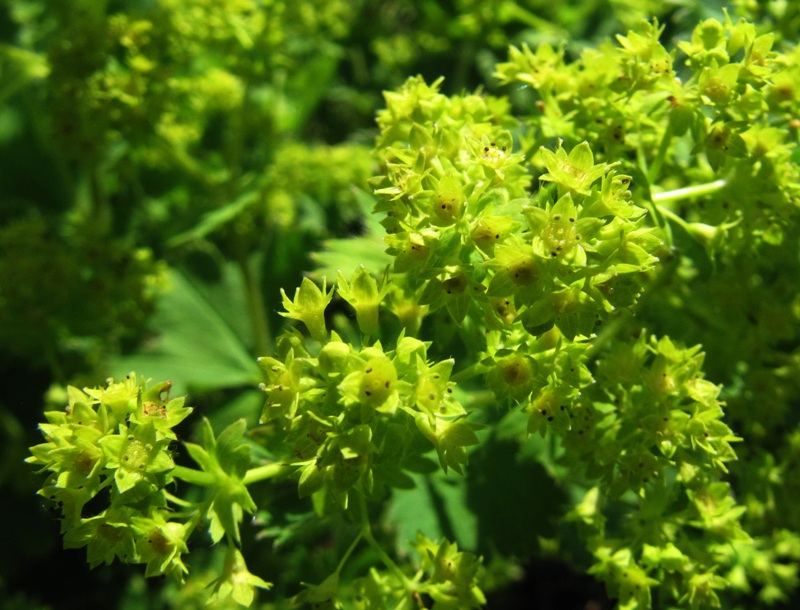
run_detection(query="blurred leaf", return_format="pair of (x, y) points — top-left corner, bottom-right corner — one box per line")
(467, 441), (567, 557)
(388, 469), (478, 552)
(466, 439), (568, 557)
(311, 201), (392, 280)
(0, 44), (49, 103)
(167, 190), (259, 247)
(278, 42), (343, 133)
(207, 389), (264, 432)
(110, 268), (261, 395)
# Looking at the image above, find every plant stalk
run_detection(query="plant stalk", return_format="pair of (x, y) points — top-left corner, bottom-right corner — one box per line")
(651, 179), (727, 204)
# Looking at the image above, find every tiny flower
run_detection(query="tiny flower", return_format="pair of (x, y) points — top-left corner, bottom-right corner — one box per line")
(63, 507), (137, 568)
(430, 172), (465, 225)
(539, 141), (609, 196)
(258, 349), (319, 421)
(470, 215), (518, 254)
(183, 419), (258, 545)
(413, 412), (480, 475)
(208, 547), (272, 607)
(280, 276), (334, 342)
(131, 513), (189, 580)
(99, 422), (174, 494)
(337, 265), (389, 337)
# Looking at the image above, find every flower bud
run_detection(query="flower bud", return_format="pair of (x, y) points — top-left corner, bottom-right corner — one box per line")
(337, 266), (387, 337)
(432, 173), (465, 224)
(360, 357), (398, 407)
(279, 277), (333, 342)
(318, 339), (351, 378)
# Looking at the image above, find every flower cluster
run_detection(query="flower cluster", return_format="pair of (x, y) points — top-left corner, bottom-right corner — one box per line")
(373, 77), (663, 343)
(353, 534), (486, 609)
(565, 334), (745, 609)
(495, 16), (800, 256)
(369, 65), (753, 610)
(27, 375), (272, 606)
(23, 9), (800, 610)
(27, 375), (193, 579)
(262, 271), (481, 509)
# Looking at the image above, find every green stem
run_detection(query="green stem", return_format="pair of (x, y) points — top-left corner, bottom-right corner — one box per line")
(451, 361), (489, 384)
(238, 253), (272, 356)
(157, 136), (215, 188)
(334, 531), (364, 577)
(655, 204), (689, 229)
(451, 40), (476, 95)
(181, 496), (215, 542)
(242, 462), (289, 485)
(172, 465), (216, 486)
(651, 179), (727, 205)
(647, 122), (673, 185)
(226, 83), (248, 186)
(358, 494), (414, 590)
(585, 253), (681, 363)
(503, 4), (567, 35)
(88, 161), (111, 233)
(584, 310), (633, 362)
(164, 490), (196, 508)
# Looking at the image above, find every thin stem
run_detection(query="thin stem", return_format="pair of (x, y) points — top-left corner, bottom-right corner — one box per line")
(503, 4), (567, 35)
(164, 490), (196, 508)
(584, 309), (633, 362)
(586, 253), (681, 364)
(647, 122), (673, 185)
(172, 465), (216, 486)
(242, 462), (289, 485)
(181, 496), (215, 542)
(88, 161), (111, 233)
(655, 204), (689, 228)
(451, 361), (489, 384)
(651, 179), (727, 205)
(358, 494), (414, 590)
(238, 253), (272, 356)
(333, 531), (364, 578)
(157, 136), (215, 188)
(451, 40), (476, 95)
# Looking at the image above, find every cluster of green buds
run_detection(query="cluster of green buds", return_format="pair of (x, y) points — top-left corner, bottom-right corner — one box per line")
(295, 532), (485, 609)
(353, 534), (485, 609)
(27, 375), (272, 606)
(371, 74), (666, 447)
(495, 16), (800, 256)
(373, 76), (664, 345)
(263, 268), (481, 510)
(578, 334), (741, 497)
(27, 375), (193, 578)
(564, 334), (745, 610)
(369, 70), (755, 610)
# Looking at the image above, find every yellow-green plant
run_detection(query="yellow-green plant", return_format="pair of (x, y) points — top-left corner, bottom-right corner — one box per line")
(22, 6), (800, 610)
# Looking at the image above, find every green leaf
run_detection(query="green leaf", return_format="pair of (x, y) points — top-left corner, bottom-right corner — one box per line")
(208, 547), (272, 607)
(466, 439), (567, 556)
(216, 419), (252, 478)
(298, 463), (325, 498)
(110, 268), (261, 394)
(312, 231), (392, 282)
(166, 191), (259, 247)
(388, 470), (478, 552)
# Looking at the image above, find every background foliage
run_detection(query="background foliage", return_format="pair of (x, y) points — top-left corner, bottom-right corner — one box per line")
(2, 0), (800, 608)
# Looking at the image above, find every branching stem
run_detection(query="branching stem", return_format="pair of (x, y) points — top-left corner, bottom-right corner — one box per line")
(243, 462), (289, 485)
(651, 179), (728, 205)
(172, 465), (216, 486)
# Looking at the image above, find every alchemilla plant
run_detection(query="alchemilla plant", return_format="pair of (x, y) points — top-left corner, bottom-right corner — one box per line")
(8, 1), (800, 608)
